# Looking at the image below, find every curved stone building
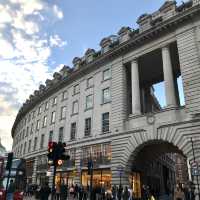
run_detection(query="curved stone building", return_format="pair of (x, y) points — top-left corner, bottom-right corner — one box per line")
(12, 0), (200, 197)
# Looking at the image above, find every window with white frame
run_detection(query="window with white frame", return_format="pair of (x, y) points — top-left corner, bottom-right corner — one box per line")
(38, 106), (42, 115)
(85, 118), (91, 136)
(52, 96), (57, 105)
(36, 120), (40, 131)
(26, 126), (29, 137)
(103, 68), (111, 81)
(86, 95), (93, 109)
(70, 122), (76, 140)
(45, 101), (49, 110)
(40, 134), (45, 149)
(61, 106), (66, 119)
(28, 114), (31, 122)
(102, 112), (109, 133)
(43, 115), (47, 127)
(87, 77), (93, 88)
(102, 88), (111, 104)
(73, 84), (79, 95)
(28, 139), (31, 153)
(58, 127), (64, 142)
(33, 137), (37, 151)
(51, 111), (56, 124)
(72, 101), (78, 114)
(62, 91), (68, 100)
(32, 110), (35, 119)
(30, 123), (34, 134)
(23, 142), (27, 154)
(49, 131), (53, 141)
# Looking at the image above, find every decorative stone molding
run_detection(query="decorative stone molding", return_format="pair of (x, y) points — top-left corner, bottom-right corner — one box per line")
(59, 65), (71, 77)
(53, 72), (62, 82)
(45, 79), (53, 88)
(193, 0), (200, 6)
(159, 0), (177, 20)
(39, 84), (45, 91)
(118, 26), (132, 43)
(72, 57), (81, 70)
(85, 48), (95, 63)
(100, 37), (112, 53)
(137, 13), (152, 33)
(34, 90), (39, 96)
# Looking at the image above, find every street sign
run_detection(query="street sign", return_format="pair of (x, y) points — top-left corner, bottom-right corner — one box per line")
(190, 161), (199, 168)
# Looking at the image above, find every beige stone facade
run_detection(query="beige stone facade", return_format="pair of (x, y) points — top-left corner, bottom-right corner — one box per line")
(11, 0), (200, 197)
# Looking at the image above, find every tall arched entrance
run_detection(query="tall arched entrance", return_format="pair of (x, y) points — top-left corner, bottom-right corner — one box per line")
(129, 140), (189, 199)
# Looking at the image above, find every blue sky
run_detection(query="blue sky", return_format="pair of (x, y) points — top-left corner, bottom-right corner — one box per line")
(0, 0), (185, 150)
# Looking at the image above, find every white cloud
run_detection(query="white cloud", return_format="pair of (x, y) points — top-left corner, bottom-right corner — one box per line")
(0, 0), (66, 151)
(50, 34), (67, 48)
(53, 5), (63, 19)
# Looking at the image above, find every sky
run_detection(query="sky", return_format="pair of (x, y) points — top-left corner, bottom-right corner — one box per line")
(0, 0), (185, 151)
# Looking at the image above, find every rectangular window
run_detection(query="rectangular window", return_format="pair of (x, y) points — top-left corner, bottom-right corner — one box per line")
(70, 122), (76, 140)
(45, 101), (49, 110)
(87, 77), (93, 88)
(73, 84), (79, 95)
(103, 68), (111, 81)
(38, 106), (42, 115)
(22, 130), (25, 139)
(43, 115), (47, 127)
(28, 139), (31, 153)
(61, 106), (66, 119)
(52, 97), (57, 105)
(33, 137), (37, 151)
(28, 114), (31, 122)
(40, 134), (45, 149)
(26, 126), (29, 137)
(58, 127), (64, 142)
(51, 111), (56, 124)
(36, 120), (40, 131)
(102, 112), (109, 133)
(85, 118), (91, 136)
(30, 123), (34, 134)
(49, 131), (53, 141)
(32, 110), (35, 119)
(62, 91), (68, 100)
(20, 144), (23, 155)
(72, 101), (78, 114)
(23, 142), (27, 154)
(86, 95), (93, 109)
(102, 88), (111, 104)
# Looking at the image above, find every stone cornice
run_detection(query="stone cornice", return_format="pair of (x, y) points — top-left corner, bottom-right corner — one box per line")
(11, 2), (200, 137)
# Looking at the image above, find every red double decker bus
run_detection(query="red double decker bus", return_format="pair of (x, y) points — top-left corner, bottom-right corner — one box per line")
(0, 156), (26, 200)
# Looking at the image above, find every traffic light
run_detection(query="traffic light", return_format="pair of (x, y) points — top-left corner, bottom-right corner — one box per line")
(6, 152), (13, 170)
(47, 142), (57, 165)
(87, 159), (93, 175)
(47, 142), (70, 166)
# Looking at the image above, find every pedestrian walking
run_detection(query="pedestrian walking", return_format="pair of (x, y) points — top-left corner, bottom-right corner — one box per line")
(39, 182), (51, 200)
(174, 184), (185, 200)
(123, 186), (130, 200)
(60, 182), (68, 200)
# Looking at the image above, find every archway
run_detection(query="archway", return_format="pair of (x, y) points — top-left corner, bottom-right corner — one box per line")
(128, 140), (193, 200)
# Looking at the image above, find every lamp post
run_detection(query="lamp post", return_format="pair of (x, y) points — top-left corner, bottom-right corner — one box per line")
(190, 137), (200, 200)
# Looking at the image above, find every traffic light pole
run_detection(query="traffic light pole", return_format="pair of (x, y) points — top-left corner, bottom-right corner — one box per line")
(5, 166), (11, 199)
(51, 165), (57, 200)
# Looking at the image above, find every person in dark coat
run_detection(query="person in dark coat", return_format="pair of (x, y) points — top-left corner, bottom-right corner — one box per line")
(39, 182), (51, 200)
(60, 182), (68, 200)
(123, 186), (130, 200)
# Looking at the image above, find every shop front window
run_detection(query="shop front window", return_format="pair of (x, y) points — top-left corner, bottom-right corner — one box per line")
(81, 169), (111, 190)
(129, 172), (141, 199)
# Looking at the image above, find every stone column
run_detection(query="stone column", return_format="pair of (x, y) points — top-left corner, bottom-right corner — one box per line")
(162, 46), (177, 108)
(131, 59), (141, 115)
(32, 157), (38, 184)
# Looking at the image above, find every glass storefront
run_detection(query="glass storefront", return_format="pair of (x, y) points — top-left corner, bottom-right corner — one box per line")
(56, 171), (77, 186)
(81, 169), (111, 190)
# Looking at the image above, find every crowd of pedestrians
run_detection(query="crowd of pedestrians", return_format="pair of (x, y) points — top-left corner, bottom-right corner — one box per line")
(21, 181), (196, 200)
